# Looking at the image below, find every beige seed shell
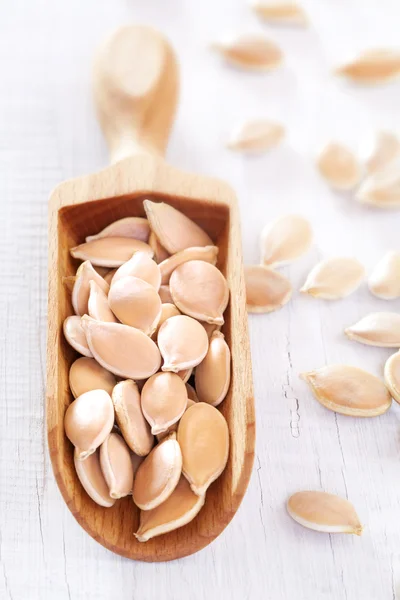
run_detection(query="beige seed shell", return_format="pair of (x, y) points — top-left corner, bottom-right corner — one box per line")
(335, 49), (400, 85)
(99, 433), (134, 499)
(108, 276), (162, 335)
(365, 131), (400, 174)
(317, 142), (362, 190)
(132, 435), (182, 510)
(81, 316), (161, 379)
(300, 365), (391, 417)
(356, 156), (400, 208)
(148, 231), (170, 263)
(227, 119), (285, 153)
(212, 34), (283, 71)
(250, 1), (308, 26)
(384, 351), (400, 405)
(260, 214), (313, 267)
(152, 303), (181, 340)
(158, 315), (209, 373)
(170, 260), (229, 325)
(72, 260), (109, 317)
(159, 246), (219, 285)
(111, 251), (161, 290)
(158, 284), (174, 304)
(64, 390), (115, 460)
(345, 312), (400, 347)
(155, 394), (196, 442)
(301, 257), (365, 299)
(74, 449), (115, 508)
(245, 265), (292, 313)
(88, 280), (117, 323)
(287, 491), (363, 535)
(63, 316), (93, 357)
(69, 357), (116, 398)
(70, 237), (154, 267)
(144, 200), (213, 255)
(177, 402), (229, 496)
(86, 217), (150, 243)
(195, 332), (231, 407)
(112, 380), (154, 456)
(141, 372), (188, 435)
(368, 251), (400, 299)
(135, 476), (205, 542)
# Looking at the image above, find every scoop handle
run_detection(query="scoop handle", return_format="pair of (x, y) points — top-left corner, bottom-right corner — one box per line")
(93, 25), (179, 164)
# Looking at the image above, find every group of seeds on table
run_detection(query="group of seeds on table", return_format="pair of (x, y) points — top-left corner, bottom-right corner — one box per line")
(63, 200), (231, 541)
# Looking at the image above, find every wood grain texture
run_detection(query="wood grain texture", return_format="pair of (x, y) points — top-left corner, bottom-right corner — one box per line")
(2, 0), (400, 598)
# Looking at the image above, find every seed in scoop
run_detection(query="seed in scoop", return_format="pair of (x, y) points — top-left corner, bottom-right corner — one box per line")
(155, 393), (195, 442)
(132, 434), (182, 510)
(211, 33), (283, 71)
(86, 217), (150, 243)
(144, 200), (213, 254)
(141, 372), (188, 435)
(158, 284), (174, 304)
(227, 119), (284, 153)
(99, 433), (134, 499)
(108, 276), (162, 335)
(186, 383), (199, 403)
(368, 251), (400, 299)
(345, 312), (400, 347)
(301, 257), (365, 299)
(158, 315), (209, 372)
(74, 448), (115, 507)
(335, 48), (400, 85)
(260, 214), (313, 268)
(63, 316), (93, 357)
(104, 269), (117, 285)
(195, 332), (231, 407)
(159, 246), (219, 284)
(384, 351), (400, 405)
(81, 316), (161, 379)
(111, 251), (161, 290)
(365, 131), (400, 174)
(112, 380), (154, 456)
(70, 237), (154, 268)
(251, 1), (308, 27)
(69, 357), (116, 398)
(300, 365), (391, 417)
(64, 389), (114, 460)
(152, 303), (181, 340)
(135, 476), (205, 542)
(245, 265), (292, 313)
(356, 156), (400, 208)
(170, 260), (229, 325)
(177, 402), (229, 496)
(148, 231), (170, 263)
(88, 280), (117, 323)
(287, 491), (362, 535)
(72, 260), (109, 316)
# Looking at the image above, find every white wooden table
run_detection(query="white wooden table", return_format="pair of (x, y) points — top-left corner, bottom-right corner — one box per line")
(1, 1), (400, 598)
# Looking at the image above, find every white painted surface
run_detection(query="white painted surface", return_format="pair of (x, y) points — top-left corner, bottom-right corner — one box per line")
(1, 1), (400, 598)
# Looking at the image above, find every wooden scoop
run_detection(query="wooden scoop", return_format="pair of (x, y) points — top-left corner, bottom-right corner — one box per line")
(47, 25), (255, 562)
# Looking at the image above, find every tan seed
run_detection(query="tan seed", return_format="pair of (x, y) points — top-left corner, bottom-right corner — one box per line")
(356, 156), (400, 208)
(63, 316), (93, 357)
(112, 380), (154, 456)
(384, 351), (400, 405)
(86, 217), (150, 243)
(365, 131), (400, 174)
(300, 365), (391, 417)
(100, 433), (134, 499)
(345, 312), (400, 347)
(260, 214), (313, 267)
(250, 1), (308, 26)
(212, 33), (283, 71)
(317, 142), (362, 190)
(245, 265), (292, 313)
(70, 237), (154, 267)
(72, 260), (109, 316)
(287, 491), (362, 535)
(108, 275), (162, 335)
(88, 280), (117, 323)
(152, 303), (181, 340)
(158, 315), (209, 373)
(111, 251), (161, 290)
(335, 49), (400, 85)
(74, 448), (115, 508)
(301, 257), (365, 299)
(141, 372), (188, 435)
(69, 357), (116, 398)
(159, 284), (174, 304)
(159, 246), (219, 285)
(195, 332), (231, 407)
(155, 394), (196, 442)
(148, 231), (170, 263)
(368, 251), (400, 299)
(227, 119), (284, 153)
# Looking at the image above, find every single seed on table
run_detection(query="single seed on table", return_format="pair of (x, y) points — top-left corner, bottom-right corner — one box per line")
(158, 315), (209, 372)
(170, 260), (229, 325)
(335, 49), (400, 85)
(317, 142), (362, 190)
(70, 237), (154, 267)
(111, 251), (161, 290)
(159, 245), (219, 285)
(245, 265), (292, 313)
(72, 260), (109, 316)
(141, 372), (188, 435)
(144, 200), (213, 254)
(63, 275), (76, 294)
(151, 303), (181, 340)
(104, 269), (117, 285)
(211, 33), (283, 71)
(69, 357), (116, 398)
(368, 251), (400, 299)
(356, 157), (400, 208)
(135, 475), (205, 542)
(132, 434), (182, 510)
(88, 280), (117, 323)
(63, 316), (93, 357)
(74, 448), (115, 507)
(112, 380), (154, 456)
(250, 1), (308, 27)
(81, 316), (161, 379)
(260, 214), (313, 268)
(300, 364), (391, 417)
(301, 257), (365, 299)
(227, 119), (284, 153)
(86, 217), (150, 243)
(186, 383), (199, 403)
(108, 275), (162, 335)
(64, 389), (115, 460)
(158, 284), (174, 304)
(287, 491), (363, 535)
(195, 331), (231, 407)
(177, 402), (229, 496)
(365, 131), (400, 174)
(384, 351), (400, 405)
(148, 231), (170, 263)
(345, 312), (400, 347)
(99, 433), (134, 499)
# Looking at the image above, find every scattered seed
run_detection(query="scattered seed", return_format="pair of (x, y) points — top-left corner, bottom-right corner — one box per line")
(365, 131), (400, 174)
(108, 275), (162, 335)
(227, 119), (284, 153)
(384, 351), (400, 405)
(195, 331), (231, 407)
(72, 260), (109, 316)
(112, 380), (154, 456)
(335, 49), (400, 85)
(159, 284), (174, 304)
(301, 257), (365, 299)
(245, 265), (292, 312)
(250, 1), (308, 26)
(345, 312), (400, 347)
(159, 246), (219, 285)
(88, 280), (117, 323)
(70, 237), (154, 267)
(287, 491), (363, 535)
(111, 251), (161, 290)
(300, 364), (391, 417)
(158, 315), (209, 373)
(212, 33), (283, 71)
(86, 217), (150, 243)
(74, 448), (115, 508)
(356, 156), (400, 208)
(69, 357), (116, 398)
(148, 231), (170, 263)
(141, 372), (188, 435)
(100, 433), (134, 499)
(368, 251), (400, 299)
(63, 315), (93, 357)
(317, 142), (362, 190)
(260, 214), (313, 268)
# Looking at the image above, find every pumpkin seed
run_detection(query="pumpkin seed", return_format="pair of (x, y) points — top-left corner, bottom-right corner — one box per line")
(260, 214), (313, 267)
(212, 33), (283, 71)
(368, 251), (400, 299)
(152, 303), (181, 340)
(72, 260), (109, 316)
(74, 448), (115, 507)
(108, 275), (162, 335)
(384, 351), (400, 405)
(159, 246), (218, 284)
(63, 316), (93, 357)
(250, 1), (308, 26)
(245, 265), (292, 312)
(195, 332), (231, 407)
(345, 312), (400, 347)
(141, 372), (188, 435)
(112, 380), (154, 456)
(356, 156), (400, 208)
(227, 119), (284, 153)
(365, 131), (400, 174)
(100, 432), (134, 499)
(70, 237), (154, 267)
(86, 217), (150, 243)
(301, 257), (364, 299)
(88, 280), (117, 323)
(158, 315), (209, 372)
(69, 357), (116, 398)
(111, 251), (161, 290)
(317, 142), (362, 190)
(336, 49), (400, 85)
(148, 231), (170, 263)
(287, 491), (362, 535)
